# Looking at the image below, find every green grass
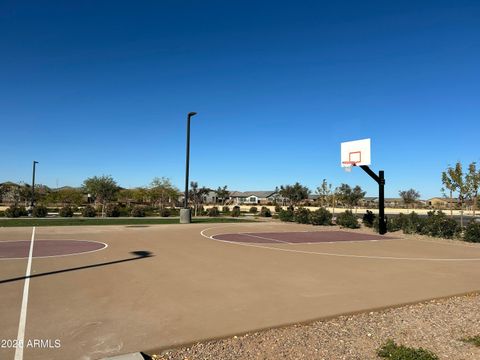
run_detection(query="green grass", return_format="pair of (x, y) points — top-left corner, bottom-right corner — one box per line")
(0, 217), (255, 227)
(461, 335), (480, 347)
(377, 339), (439, 360)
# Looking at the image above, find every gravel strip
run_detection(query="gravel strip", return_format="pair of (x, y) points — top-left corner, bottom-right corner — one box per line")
(152, 293), (480, 360)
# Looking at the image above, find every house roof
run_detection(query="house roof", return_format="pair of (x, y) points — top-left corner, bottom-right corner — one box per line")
(230, 191), (276, 198)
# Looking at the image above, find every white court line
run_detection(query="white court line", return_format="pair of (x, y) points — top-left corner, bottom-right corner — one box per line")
(14, 226), (35, 360)
(200, 226), (480, 262)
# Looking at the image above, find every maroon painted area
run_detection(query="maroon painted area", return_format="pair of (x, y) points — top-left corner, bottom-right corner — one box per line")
(0, 240), (106, 259)
(212, 231), (396, 244)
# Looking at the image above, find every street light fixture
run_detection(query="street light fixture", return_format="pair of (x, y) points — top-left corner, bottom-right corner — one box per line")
(180, 112), (197, 224)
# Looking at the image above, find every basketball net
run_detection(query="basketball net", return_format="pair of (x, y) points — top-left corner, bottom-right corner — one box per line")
(342, 161), (357, 172)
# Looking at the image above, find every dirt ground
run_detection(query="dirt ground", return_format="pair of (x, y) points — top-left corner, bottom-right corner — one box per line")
(1, 222), (479, 360)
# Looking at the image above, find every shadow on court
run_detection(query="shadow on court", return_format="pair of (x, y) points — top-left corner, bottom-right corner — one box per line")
(0, 250), (153, 285)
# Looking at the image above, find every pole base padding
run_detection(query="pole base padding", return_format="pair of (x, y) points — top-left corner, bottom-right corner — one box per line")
(180, 208), (192, 224)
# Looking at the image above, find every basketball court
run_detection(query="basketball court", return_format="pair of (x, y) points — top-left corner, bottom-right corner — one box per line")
(1, 222), (480, 360)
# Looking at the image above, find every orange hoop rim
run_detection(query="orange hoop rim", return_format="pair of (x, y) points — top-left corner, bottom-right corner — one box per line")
(342, 161), (358, 166)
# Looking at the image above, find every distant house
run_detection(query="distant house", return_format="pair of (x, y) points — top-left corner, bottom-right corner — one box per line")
(427, 197), (458, 208)
(229, 191), (279, 205)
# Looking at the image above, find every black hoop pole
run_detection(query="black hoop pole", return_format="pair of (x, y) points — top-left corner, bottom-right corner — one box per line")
(359, 165), (386, 235)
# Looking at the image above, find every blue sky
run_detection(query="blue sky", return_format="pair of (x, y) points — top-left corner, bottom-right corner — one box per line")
(1, 1), (479, 198)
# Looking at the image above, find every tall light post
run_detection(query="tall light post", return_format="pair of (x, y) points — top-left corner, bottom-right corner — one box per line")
(31, 161), (39, 209)
(180, 112), (197, 224)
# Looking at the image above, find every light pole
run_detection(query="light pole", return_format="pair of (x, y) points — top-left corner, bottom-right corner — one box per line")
(180, 112), (197, 224)
(31, 161), (39, 209)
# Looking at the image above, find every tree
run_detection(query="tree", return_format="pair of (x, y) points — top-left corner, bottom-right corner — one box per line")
(54, 188), (83, 206)
(189, 181), (210, 216)
(441, 168), (456, 217)
(336, 184), (366, 211)
(149, 177), (179, 208)
(466, 162), (480, 217)
(117, 189), (135, 207)
(398, 189), (421, 209)
(82, 175), (119, 217)
(442, 162), (469, 226)
(316, 179), (332, 208)
(278, 182), (310, 207)
(215, 185), (230, 205)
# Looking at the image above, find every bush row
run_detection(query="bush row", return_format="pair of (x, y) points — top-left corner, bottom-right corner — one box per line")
(364, 210), (480, 242)
(2, 204), (183, 218)
(278, 207), (341, 227)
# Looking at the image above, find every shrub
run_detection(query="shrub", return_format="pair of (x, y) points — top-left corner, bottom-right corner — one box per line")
(294, 207), (310, 224)
(32, 205), (48, 218)
(401, 212), (425, 234)
(377, 339), (438, 360)
(336, 210), (359, 229)
(222, 206), (230, 214)
(131, 205), (146, 217)
(278, 209), (294, 222)
(249, 206), (258, 214)
(5, 205), (28, 218)
(104, 204), (120, 217)
(309, 208), (332, 226)
(169, 207), (180, 216)
(274, 204), (282, 213)
(159, 207), (171, 217)
(386, 215), (404, 232)
(231, 206), (241, 217)
(421, 211), (461, 239)
(0, 211), (4, 217)
(461, 335), (480, 347)
(59, 206), (74, 217)
(260, 206), (272, 217)
(117, 205), (131, 217)
(362, 210), (376, 228)
(82, 205), (96, 217)
(207, 206), (220, 217)
(464, 221), (480, 243)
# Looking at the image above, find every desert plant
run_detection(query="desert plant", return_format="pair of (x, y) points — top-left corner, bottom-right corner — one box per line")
(294, 207), (310, 224)
(249, 206), (258, 214)
(231, 206), (241, 217)
(309, 208), (332, 226)
(32, 205), (48, 218)
(362, 210), (376, 227)
(461, 335), (480, 347)
(82, 205), (96, 217)
(260, 206), (272, 217)
(59, 206), (74, 217)
(130, 205), (146, 217)
(464, 221), (480, 243)
(5, 205), (28, 218)
(207, 206), (220, 217)
(274, 204), (282, 213)
(222, 206), (230, 214)
(104, 204), (120, 217)
(278, 209), (294, 222)
(336, 210), (359, 229)
(377, 339), (438, 360)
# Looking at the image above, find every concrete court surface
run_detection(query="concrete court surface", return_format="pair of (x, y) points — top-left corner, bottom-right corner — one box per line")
(1, 222), (480, 360)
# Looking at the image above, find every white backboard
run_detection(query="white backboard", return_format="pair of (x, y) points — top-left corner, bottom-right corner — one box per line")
(341, 138), (371, 167)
